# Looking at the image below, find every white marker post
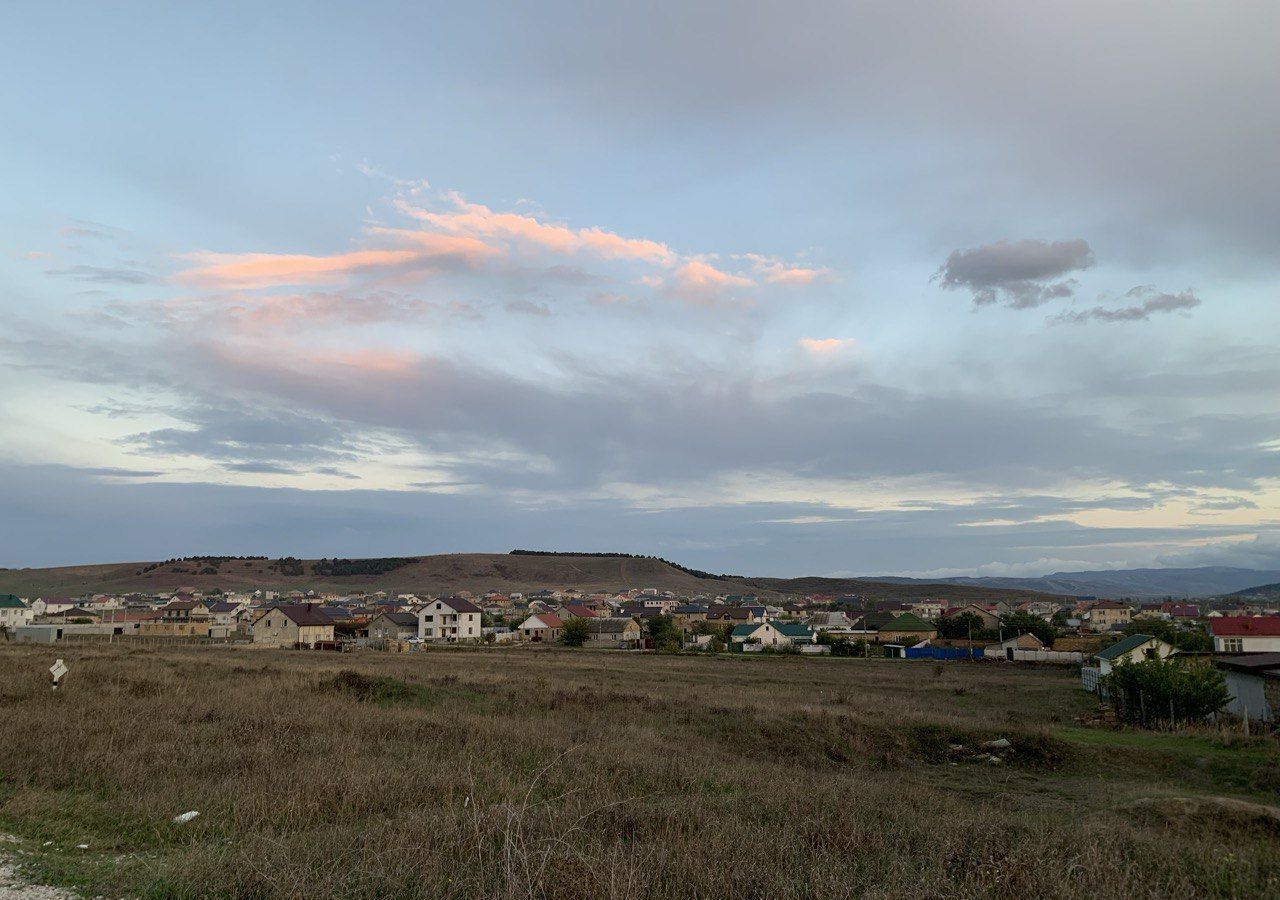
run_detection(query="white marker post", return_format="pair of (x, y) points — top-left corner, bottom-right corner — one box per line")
(50, 658), (68, 691)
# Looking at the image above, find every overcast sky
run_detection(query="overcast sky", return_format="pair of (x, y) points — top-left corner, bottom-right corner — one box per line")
(2, 2), (1278, 576)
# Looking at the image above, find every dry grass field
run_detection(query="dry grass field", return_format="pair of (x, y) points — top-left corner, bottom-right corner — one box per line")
(0, 644), (1278, 899)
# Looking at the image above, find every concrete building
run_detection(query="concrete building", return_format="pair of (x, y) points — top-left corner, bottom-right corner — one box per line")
(418, 596), (482, 642)
(0, 595), (34, 630)
(251, 605), (335, 648)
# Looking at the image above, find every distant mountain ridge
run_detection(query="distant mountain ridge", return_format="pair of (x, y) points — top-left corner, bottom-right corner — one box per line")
(868, 566), (1280, 600)
(0, 552), (1064, 603)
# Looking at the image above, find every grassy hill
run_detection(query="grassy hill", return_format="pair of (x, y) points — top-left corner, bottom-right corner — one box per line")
(1227, 581), (1280, 599)
(0, 552), (1067, 602)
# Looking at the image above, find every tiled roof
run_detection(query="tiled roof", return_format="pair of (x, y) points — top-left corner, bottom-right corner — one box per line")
(1211, 616), (1280, 637)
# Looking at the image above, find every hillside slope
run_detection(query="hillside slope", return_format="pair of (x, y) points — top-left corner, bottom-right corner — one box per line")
(0, 553), (1064, 602)
(868, 566), (1280, 599)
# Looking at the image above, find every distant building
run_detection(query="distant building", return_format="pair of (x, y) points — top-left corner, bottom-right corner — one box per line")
(418, 597), (483, 642)
(0, 595), (34, 629)
(251, 605), (335, 648)
(1094, 633), (1176, 676)
(1211, 616), (1280, 654)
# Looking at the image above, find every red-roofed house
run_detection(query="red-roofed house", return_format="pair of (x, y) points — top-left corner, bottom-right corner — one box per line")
(1162, 602), (1201, 620)
(1211, 616), (1280, 654)
(519, 613), (563, 643)
(557, 604), (598, 620)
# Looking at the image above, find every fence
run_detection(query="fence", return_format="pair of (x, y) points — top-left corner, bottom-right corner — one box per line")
(904, 647), (983, 661)
(1012, 649), (1085, 664)
(1081, 666), (1104, 695)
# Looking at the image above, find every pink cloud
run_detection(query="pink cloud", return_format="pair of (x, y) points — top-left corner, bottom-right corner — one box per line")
(799, 337), (856, 355)
(396, 194), (676, 265)
(176, 233), (496, 288)
(741, 253), (831, 286)
(214, 339), (421, 380)
(675, 259), (754, 289)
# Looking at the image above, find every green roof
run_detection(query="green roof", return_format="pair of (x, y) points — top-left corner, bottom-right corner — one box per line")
(883, 613), (934, 632)
(731, 623), (761, 638)
(0, 595), (27, 609)
(773, 621), (813, 639)
(1096, 633), (1156, 660)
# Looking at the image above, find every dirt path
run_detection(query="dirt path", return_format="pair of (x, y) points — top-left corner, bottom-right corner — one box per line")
(0, 839), (75, 900)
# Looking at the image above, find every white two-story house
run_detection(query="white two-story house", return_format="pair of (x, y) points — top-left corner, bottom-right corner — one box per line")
(418, 596), (483, 642)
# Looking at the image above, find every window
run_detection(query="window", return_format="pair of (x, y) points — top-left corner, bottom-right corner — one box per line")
(1223, 638), (1243, 653)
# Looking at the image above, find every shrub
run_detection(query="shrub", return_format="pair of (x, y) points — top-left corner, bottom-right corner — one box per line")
(561, 617), (590, 647)
(1103, 658), (1231, 726)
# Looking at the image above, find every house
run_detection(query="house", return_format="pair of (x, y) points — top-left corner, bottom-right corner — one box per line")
(1162, 603), (1201, 621)
(982, 632), (1044, 660)
(671, 604), (708, 625)
(807, 611), (854, 631)
(1094, 633), (1177, 675)
(1210, 616), (1280, 653)
(161, 600), (211, 623)
(33, 597), (78, 617)
(587, 617), (643, 648)
(519, 613), (563, 642)
(877, 613), (937, 645)
(0, 595), (34, 630)
(910, 600), (946, 620)
(368, 612), (419, 642)
(943, 604), (1000, 631)
(1086, 601), (1132, 631)
(418, 596), (483, 642)
(730, 622), (788, 647)
(772, 621), (816, 645)
(709, 606), (766, 624)
(557, 603), (598, 620)
(251, 605), (335, 648)
(1214, 653), (1280, 724)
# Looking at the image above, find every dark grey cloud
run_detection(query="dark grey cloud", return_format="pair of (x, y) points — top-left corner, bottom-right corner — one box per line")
(1052, 287), (1201, 325)
(4, 461), (1278, 575)
(122, 402), (367, 473)
(935, 239), (1094, 308)
(493, 2), (1280, 267)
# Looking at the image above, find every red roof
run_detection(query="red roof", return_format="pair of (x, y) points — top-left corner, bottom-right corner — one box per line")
(1211, 616), (1280, 637)
(560, 604), (597, 618)
(529, 613), (563, 628)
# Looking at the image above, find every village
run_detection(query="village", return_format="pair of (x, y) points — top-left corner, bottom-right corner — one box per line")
(4, 581), (1278, 726)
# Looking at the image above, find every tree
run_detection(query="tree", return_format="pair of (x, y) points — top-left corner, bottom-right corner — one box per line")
(937, 612), (984, 639)
(1103, 658), (1231, 726)
(999, 612), (1056, 646)
(561, 617), (590, 647)
(1121, 618), (1212, 653)
(646, 615), (683, 652)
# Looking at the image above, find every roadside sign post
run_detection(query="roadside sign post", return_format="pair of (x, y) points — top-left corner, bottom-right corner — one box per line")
(50, 658), (68, 691)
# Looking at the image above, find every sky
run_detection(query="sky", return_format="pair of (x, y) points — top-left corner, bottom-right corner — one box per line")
(2, 1), (1279, 576)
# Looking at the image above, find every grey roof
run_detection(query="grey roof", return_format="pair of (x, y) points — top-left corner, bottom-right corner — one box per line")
(375, 612), (419, 627)
(587, 617), (637, 634)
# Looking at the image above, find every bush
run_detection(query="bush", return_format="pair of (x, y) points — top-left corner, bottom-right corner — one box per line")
(1103, 658), (1231, 726)
(561, 617), (590, 647)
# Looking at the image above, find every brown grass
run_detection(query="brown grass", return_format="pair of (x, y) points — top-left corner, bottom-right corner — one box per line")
(0, 644), (1277, 899)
